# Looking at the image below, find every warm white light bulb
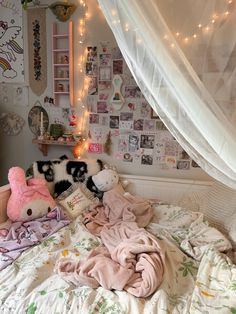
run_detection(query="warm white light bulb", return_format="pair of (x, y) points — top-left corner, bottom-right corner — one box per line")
(193, 34), (197, 38)
(198, 24), (202, 28)
(175, 32), (180, 37)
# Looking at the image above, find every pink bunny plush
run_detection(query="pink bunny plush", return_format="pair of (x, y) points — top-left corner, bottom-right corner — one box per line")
(7, 167), (56, 222)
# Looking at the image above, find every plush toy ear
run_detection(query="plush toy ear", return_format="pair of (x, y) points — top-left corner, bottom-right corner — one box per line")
(8, 167), (27, 190)
(28, 178), (47, 187)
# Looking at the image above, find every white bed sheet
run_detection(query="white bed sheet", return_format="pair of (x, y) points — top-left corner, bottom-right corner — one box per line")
(0, 204), (235, 314)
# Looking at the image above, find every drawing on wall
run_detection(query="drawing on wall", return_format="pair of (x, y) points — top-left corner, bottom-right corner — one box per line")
(0, 112), (25, 136)
(0, 1), (24, 82)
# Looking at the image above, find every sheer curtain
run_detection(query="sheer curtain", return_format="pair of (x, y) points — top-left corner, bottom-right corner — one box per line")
(98, 0), (236, 188)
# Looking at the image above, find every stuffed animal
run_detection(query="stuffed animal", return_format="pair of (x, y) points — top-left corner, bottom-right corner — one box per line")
(92, 167), (128, 194)
(7, 167), (56, 222)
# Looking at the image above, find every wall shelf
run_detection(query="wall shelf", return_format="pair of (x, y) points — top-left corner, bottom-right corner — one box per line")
(52, 21), (74, 106)
(32, 139), (76, 156)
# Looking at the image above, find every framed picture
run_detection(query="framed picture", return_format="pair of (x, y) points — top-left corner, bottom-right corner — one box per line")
(151, 108), (159, 119)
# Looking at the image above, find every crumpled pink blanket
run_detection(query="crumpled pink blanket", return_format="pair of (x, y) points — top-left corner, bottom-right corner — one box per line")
(56, 190), (165, 298)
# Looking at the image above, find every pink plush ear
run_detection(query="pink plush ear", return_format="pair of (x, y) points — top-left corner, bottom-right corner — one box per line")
(28, 178), (47, 187)
(8, 167), (27, 190)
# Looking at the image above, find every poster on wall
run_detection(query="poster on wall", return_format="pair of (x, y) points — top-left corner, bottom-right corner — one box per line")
(0, 1), (24, 83)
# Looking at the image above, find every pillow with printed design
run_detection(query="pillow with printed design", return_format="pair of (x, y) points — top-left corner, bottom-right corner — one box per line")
(59, 182), (99, 219)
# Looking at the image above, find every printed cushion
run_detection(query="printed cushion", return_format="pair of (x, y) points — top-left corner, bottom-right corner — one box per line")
(200, 180), (236, 236)
(59, 183), (98, 218)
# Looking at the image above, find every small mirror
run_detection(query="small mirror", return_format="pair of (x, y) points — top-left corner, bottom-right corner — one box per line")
(110, 74), (124, 111)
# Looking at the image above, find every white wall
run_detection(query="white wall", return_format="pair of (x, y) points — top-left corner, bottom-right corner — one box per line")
(0, 0), (211, 185)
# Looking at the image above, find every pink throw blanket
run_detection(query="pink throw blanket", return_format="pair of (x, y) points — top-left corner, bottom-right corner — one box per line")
(56, 190), (165, 298)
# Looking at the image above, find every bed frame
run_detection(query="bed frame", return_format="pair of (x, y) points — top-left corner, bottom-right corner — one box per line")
(0, 174), (212, 224)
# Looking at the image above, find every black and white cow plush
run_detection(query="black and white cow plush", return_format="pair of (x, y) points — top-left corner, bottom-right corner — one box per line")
(53, 158), (103, 197)
(32, 160), (55, 195)
(33, 157), (103, 198)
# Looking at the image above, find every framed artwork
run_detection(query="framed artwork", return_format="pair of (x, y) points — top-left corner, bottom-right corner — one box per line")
(151, 108), (159, 119)
(28, 103), (49, 135)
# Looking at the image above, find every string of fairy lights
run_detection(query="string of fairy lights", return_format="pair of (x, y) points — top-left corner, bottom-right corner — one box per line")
(73, 0), (90, 159)
(73, 0), (234, 158)
(164, 0), (234, 47)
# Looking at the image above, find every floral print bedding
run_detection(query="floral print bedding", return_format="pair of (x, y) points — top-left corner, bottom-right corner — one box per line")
(0, 204), (235, 314)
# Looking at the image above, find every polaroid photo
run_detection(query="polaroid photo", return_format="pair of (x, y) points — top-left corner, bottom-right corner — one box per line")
(128, 134), (139, 152)
(97, 101), (108, 113)
(100, 115), (109, 126)
(140, 134), (155, 149)
(125, 86), (142, 98)
(178, 148), (190, 160)
(99, 66), (112, 81)
(120, 121), (133, 130)
(141, 155), (153, 165)
(87, 95), (97, 113)
(99, 54), (111, 66)
(144, 119), (155, 131)
(177, 160), (190, 170)
(98, 81), (112, 90)
(92, 63), (98, 76)
(156, 120), (167, 130)
(151, 109), (159, 119)
(133, 119), (144, 131)
(140, 102), (151, 118)
(100, 41), (110, 53)
(111, 47), (123, 59)
(86, 62), (93, 76)
(109, 115), (120, 129)
(89, 113), (99, 124)
(118, 138), (128, 152)
(99, 93), (109, 101)
(113, 60), (123, 75)
(88, 77), (98, 95)
(87, 46), (97, 62)
(165, 140), (179, 156)
(120, 112), (133, 121)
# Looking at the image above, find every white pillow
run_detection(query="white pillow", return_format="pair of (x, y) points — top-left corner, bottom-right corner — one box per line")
(59, 183), (98, 218)
(176, 191), (207, 212)
(200, 180), (236, 236)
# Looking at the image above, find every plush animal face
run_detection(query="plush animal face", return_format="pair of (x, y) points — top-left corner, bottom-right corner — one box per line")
(7, 167), (56, 222)
(12, 199), (53, 222)
(92, 169), (119, 192)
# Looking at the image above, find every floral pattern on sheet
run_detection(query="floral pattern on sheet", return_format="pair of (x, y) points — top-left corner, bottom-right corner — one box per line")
(0, 205), (235, 314)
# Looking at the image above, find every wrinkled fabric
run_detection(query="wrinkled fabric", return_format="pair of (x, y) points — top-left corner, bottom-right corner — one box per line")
(0, 207), (69, 270)
(56, 190), (165, 297)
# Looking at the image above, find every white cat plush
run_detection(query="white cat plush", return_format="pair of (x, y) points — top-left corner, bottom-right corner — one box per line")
(92, 168), (128, 193)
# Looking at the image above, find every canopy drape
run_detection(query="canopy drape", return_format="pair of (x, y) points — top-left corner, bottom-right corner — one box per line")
(98, 0), (236, 188)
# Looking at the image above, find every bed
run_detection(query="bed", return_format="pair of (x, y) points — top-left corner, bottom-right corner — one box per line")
(0, 174), (236, 314)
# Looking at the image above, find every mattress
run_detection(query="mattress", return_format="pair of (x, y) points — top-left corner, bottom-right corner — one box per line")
(0, 204), (235, 314)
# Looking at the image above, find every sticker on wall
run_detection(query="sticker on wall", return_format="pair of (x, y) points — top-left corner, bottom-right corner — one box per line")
(88, 143), (102, 154)
(0, 112), (25, 136)
(123, 153), (133, 162)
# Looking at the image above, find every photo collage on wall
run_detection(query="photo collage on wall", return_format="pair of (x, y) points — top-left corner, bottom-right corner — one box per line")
(86, 42), (199, 170)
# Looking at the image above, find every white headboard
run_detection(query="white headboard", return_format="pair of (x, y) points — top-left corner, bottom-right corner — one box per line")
(120, 174), (212, 204)
(0, 175), (212, 224)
